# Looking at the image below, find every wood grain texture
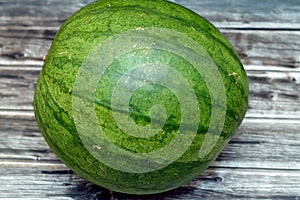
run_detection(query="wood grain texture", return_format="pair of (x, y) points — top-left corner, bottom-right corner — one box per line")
(0, 0), (300, 199)
(172, 0), (300, 29)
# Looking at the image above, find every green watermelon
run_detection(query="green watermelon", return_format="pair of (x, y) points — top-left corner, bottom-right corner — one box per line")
(34, 0), (248, 195)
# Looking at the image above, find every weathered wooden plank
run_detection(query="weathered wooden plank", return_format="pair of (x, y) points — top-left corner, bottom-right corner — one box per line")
(1, 1), (300, 68)
(0, 0), (92, 26)
(247, 70), (300, 118)
(192, 168), (300, 199)
(223, 30), (300, 68)
(1, 0), (300, 29)
(1, 67), (299, 119)
(215, 118), (300, 169)
(1, 26), (300, 68)
(0, 68), (38, 110)
(1, 162), (300, 199)
(0, 36), (51, 62)
(1, 112), (300, 171)
(172, 0), (300, 29)
(0, 113), (59, 162)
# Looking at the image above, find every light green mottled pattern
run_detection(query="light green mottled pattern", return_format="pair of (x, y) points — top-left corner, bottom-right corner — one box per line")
(34, 0), (248, 194)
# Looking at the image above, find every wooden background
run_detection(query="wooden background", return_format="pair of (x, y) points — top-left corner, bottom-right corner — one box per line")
(1, 0), (300, 199)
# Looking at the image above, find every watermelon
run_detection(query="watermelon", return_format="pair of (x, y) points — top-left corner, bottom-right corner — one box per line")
(34, 0), (248, 195)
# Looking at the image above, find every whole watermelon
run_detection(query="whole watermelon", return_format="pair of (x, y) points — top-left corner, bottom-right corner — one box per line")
(34, 0), (248, 195)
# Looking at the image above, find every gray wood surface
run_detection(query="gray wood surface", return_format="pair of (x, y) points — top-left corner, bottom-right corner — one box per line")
(1, 0), (300, 199)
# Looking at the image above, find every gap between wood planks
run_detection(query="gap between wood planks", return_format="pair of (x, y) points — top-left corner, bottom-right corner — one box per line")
(1, 110), (300, 122)
(0, 64), (299, 72)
